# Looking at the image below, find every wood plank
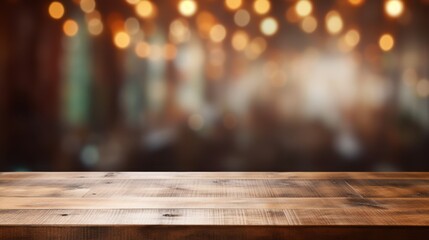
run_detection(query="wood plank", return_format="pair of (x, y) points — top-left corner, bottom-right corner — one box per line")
(1, 172), (429, 239)
(2, 172), (429, 180)
(2, 197), (429, 210)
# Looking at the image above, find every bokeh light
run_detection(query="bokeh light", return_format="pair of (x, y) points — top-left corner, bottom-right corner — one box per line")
(234, 9), (251, 27)
(300, 15), (317, 33)
(325, 10), (343, 35)
(225, 0), (242, 11)
(295, 0), (313, 17)
(379, 33), (394, 51)
(385, 0), (404, 18)
(348, 0), (365, 6)
(209, 24), (227, 42)
(260, 17), (278, 36)
(178, 0), (198, 17)
(136, 0), (155, 18)
(48, 1), (65, 20)
(416, 79), (429, 98)
(231, 30), (249, 51)
(63, 19), (79, 37)
(135, 41), (151, 58)
(80, 0), (96, 14)
(114, 31), (131, 49)
(253, 0), (271, 15)
(87, 18), (103, 36)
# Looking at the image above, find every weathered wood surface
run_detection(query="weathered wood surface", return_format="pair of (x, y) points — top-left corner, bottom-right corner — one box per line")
(0, 172), (429, 239)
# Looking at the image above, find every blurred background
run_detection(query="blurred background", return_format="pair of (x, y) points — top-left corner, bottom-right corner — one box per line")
(0, 0), (429, 172)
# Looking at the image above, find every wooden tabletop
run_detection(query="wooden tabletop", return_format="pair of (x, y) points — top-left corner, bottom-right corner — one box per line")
(1, 172), (429, 239)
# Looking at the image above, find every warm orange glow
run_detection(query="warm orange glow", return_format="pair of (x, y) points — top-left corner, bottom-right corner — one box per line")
(344, 29), (360, 47)
(178, 0), (197, 17)
(209, 24), (227, 42)
(385, 0), (404, 18)
(295, 0), (313, 17)
(87, 18), (103, 36)
(325, 11), (343, 35)
(379, 33), (395, 51)
(80, 0), (96, 14)
(231, 30), (249, 51)
(348, 0), (365, 6)
(170, 19), (191, 44)
(196, 11), (216, 38)
(135, 41), (151, 58)
(48, 1), (65, 20)
(136, 0), (155, 18)
(164, 43), (177, 60)
(114, 31), (131, 49)
(63, 19), (79, 37)
(260, 17), (278, 36)
(253, 0), (271, 15)
(300, 16), (317, 33)
(225, 0), (242, 10)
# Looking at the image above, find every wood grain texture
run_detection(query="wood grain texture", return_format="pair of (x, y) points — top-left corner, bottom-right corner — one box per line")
(0, 172), (428, 239)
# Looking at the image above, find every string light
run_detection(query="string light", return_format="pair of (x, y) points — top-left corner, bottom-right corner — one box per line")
(48, 1), (65, 20)
(178, 0), (197, 17)
(385, 0), (404, 18)
(379, 33), (394, 51)
(260, 17), (278, 36)
(63, 19), (79, 37)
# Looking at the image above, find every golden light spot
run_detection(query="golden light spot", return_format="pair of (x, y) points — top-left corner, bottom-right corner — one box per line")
(325, 10), (343, 35)
(48, 1), (64, 20)
(209, 24), (227, 42)
(245, 37), (267, 59)
(178, 0), (197, 17)
(379, 33), (394, 51)
(114, 31), (131, 49)
(385, 0), (404, 18)
(295, 0), (313, 17)
(225, 0), (242, 10)
(63, 19), (79, 37)
(344, 29), (360, 47)
(300, 15), (317, 33)
(170, 19), (191, 43)
(164, 43), (177, 60)
(135, 41), (151, 58)
(253, 0), (271, 15)
(136, 0), (155, 18)
(126, 0), (140, 5)
(80, 0), (96, 14)
(348, 0), (365, 6)
(234, 9), (251, 27)
(87, 18), (103, 36)
(188, 114), (204, 130)
(124, 17), (140, 35)
(231, 30), (249, 51)
(260, 17), (278, 36)
(416, 79), (429, 98)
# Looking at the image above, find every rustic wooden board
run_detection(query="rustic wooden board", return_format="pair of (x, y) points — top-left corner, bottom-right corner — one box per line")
(0, 172), (429, 239)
